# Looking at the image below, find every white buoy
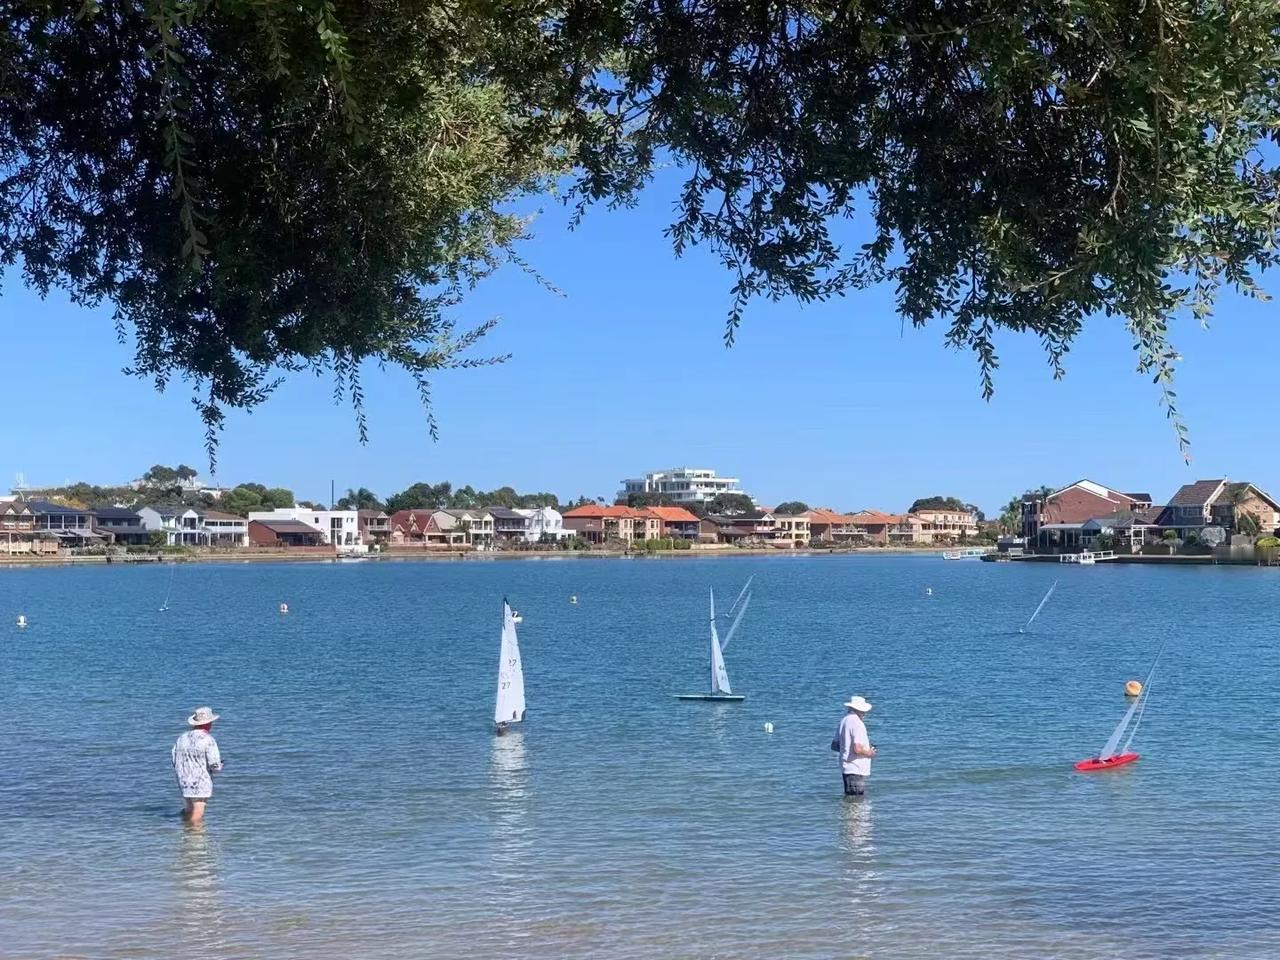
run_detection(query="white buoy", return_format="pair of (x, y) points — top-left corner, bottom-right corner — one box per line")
(763, 722), (774, 734)
(926, 587), (933, 596)
(16, 615), (27, 628)
(569, 595), (578, 605)
(279, 602), (289, 614)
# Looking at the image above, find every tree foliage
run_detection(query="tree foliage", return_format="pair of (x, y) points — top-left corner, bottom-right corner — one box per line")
(335, 487), (383, 511)
(383, 481), (561, 514)
(6, 2), (1280, 456)
(219, 482), (294, 516)
(909, 496), (971, 514)
(773, 501), (809, 515)
(708, 493), (755, 515)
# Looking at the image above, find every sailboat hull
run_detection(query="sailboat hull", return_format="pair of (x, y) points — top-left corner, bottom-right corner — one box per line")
(1075, 752), (1140, 772)
(675, 693), (746, 702)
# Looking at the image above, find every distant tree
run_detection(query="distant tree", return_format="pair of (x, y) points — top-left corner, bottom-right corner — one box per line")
(1236, 512), (1261, 537)
(385, 482), (452, 514)
(624, 492), (675, 508)
(709, 493), (754, 515)
(773, 500), (809, 515)
(336, 487), (383, 511)
(296, 500), (322, 509)
(144, 464), (179, 485)
(909, 496), (972, 514)
(219, 486), (263, 517)
(148, 530), (168, 548)
(263, 488), (295, 509)
(563, 495), (596, 511)
(176, 464), (198, 481)
(997, 497), (1022, 534)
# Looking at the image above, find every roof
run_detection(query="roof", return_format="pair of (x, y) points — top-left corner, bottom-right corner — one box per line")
(202, 510), (244, 521)
(250, 519), (323, 535)
(485, 507), (526, 520)
(357, 509), (388, 519)
(1166, 479), (1227, 508)
(91, 507), (142, 520)
(1123, 493), (1153, 503)
(563, 505), (645, 519)
(441, 508), (492, 519)
(25, 499), (93, 515)
(643, 506), (700, 523)
(844, 510), (897, 525)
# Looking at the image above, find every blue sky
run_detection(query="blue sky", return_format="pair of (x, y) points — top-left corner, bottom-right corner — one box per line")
(1, 170), (1275, 515)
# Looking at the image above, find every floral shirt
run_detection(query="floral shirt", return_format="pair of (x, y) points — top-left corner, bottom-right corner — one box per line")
(172, 729), (223, 799)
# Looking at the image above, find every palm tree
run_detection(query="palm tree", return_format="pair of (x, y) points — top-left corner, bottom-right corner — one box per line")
(336, 487), (382, 510)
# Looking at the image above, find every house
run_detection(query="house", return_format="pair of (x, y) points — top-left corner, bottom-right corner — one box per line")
(247, 508), (361, 548)
(0, 500), (57, 555)
(1156, 479), (1280, 537)
(487, 507), (531, 543)
(247, 519), (327, 548)
(562, 505), (649, 544)
(704, 510), (776, 543)
(844, 510), (898, 545)
(617, 467), (748, 506)
(390, 509), (449, 546)
(92, 507), (151, 546)
(137, 505), (206, 546)
(642, 505), (702, 540)
(886, 514), (929, 544)
(358, 509), (391, 543)
(28, 499), (108, 548)
(439, 509), (495, 546)
(803, 509), (862, 543)
(513, 506), (570, 542)
(913, 507), (980, 542)
(201, 510), (249, 547)
(1021, 481), (1151, 551)
(772, 512), (811, 545)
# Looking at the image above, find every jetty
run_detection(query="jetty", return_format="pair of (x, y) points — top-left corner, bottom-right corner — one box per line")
(1058, 550), (1117, 564)
(943, 547), (995, 560)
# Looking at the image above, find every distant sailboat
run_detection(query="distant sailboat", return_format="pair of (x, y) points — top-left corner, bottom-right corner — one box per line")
(494, 599), (527, 733)
(159, 563), (176, 612)
(1075, 641), (1166, 771)
(1019, 579), (1059, 633)
(677, 581), (751, 702)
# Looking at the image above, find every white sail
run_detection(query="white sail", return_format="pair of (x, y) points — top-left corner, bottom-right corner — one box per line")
(709, 588), (732, 695)
(1020, 579), (1058, 633)
(1098, 694), (1142, 760)
(494, 600), (526, 726)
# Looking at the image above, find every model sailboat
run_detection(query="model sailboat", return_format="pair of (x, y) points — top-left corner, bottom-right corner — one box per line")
(1019, 579), (1058, 633)
(677, 577), (752, 702)
(493, 599), (526, 733)
(1075, 642), (1165, 771)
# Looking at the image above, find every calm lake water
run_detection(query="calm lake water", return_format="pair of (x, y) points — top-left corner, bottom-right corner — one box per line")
(1, 556), (1278, 959)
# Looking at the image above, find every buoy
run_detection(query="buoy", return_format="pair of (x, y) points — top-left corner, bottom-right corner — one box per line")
(1125, 679), (1143, 697)
(926, 587), (933, 596)
(763, 722), (774, 734)
(16, 615), (27, 628)
(279, 602), (289, 614)
(569, 595), (578, 604)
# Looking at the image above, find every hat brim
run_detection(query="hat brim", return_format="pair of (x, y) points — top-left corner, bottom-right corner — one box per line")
(188, 713), (220, 726)
(842, 700), (872, 712)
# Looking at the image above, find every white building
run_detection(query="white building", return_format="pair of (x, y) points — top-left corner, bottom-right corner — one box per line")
(248, 508), (362, 550)
(514, 506), (570, 542)
(618, 467), (747, 506)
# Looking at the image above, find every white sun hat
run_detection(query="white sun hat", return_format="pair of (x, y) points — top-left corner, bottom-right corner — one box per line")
(842, 696), (872, 713)
(187, 706), (220, 726)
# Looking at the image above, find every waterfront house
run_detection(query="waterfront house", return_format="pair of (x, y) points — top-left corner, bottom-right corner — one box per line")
(1155, 479), (1280, 538)
(513, 506), (570, 542)
(92, 506), (151, 546)
(562, 505), (647, 544)
(772, 512), (811, 545)
(914, 507), (980, 542)
(804, 508), (863, 543)
(358, 509), (391, 543)
(487, 507), (530, 543)
(439, 509), (495, 546)
(642, 505), (702, 540)
(1021, 481), (1151, 551)
(0, 500), (57, 555)
(704, 510), (776, 544)
(138, 505), (206, 546)
(886, 514), (929, 544)
(247, 508), (361, 548)
(247, 519), (327, 548)
(29, 499), (107, 548)
(389, 509), (452, 546)
(202, 510), (249, 547)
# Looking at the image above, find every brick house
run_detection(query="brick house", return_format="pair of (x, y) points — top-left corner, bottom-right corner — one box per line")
(1156, 479), (1280, 537)
(1022, 481), (1151, 551)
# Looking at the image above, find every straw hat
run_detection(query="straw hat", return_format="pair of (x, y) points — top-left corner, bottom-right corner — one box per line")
(842, 696), (872, 713)
(187, 706), (220, 726)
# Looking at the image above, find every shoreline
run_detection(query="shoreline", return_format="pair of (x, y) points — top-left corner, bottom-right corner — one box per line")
(0, 545), (955, 568)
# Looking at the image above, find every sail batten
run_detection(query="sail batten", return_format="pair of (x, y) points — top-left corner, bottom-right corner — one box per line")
(494, 601), (526, 726)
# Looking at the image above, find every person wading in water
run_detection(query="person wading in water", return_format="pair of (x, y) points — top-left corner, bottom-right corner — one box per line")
(834, 696), (875, 797)
(172, 706), (224, 823)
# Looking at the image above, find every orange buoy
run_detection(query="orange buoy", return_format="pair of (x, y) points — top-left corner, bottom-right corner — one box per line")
(1124, 679), (1142, 698)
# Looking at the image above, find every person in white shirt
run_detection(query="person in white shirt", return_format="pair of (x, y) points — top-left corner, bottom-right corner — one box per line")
(835, 696), (875, 796)
(172, 706), (224, 823)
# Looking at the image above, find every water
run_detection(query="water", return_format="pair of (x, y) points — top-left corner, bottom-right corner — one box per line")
(2, 556), (1278, 959)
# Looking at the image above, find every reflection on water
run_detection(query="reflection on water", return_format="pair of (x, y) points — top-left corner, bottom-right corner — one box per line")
(838, 797), (875, 855)
(172, 823), (225, 952)
(489, 730), (532, 874)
